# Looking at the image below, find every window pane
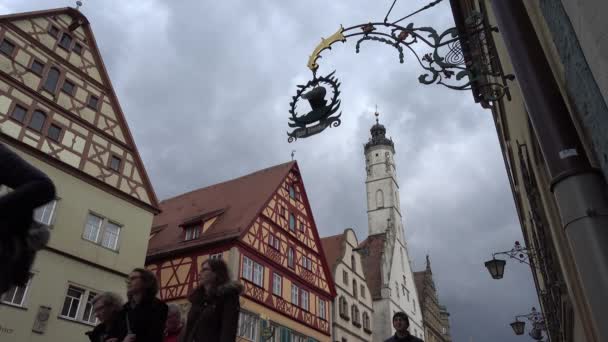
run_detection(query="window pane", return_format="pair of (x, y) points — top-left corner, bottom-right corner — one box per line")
(288, 248), (294, 268)
(289, 214), (295, 231)
(83, 213), (103, 243)
(273, 274), (281, 296)
(291, 285), (299, 305)
(47, 124), (62, 142)
(110, 156), (121, 172)
(34, 200), (57, 225)
(61, 285), (83, 319)
(237, 312), (259, 340)
(61, 80), (75, 95)
(0, 40), (15, 56)
(73, 43), (83, 54)
(10, 105), (27, 123)
(31, 60), (44, 75)
(28, 110), (46, 132)
(48, 25), (59, 38)
(88, 95), (99, 110)
(301, 291), (308, 310)
(242, 257), (253, 281)
(253, 263), (263, 286)
(82, 292), (97, 324)
(59, 33), (73, 49)
(101, 222), (120, 250)
(289, 186), (295, 199)
(43, 68), (60, 93)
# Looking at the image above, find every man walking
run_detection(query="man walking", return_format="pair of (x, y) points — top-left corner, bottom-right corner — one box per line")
(385, 312), (424, 342)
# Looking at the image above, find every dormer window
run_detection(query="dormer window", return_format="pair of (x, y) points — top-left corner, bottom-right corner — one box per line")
(184, 225), (200, 241)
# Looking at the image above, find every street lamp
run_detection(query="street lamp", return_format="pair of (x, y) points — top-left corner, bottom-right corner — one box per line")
(286, 0), (514, 142)
(484, 241), (535, 279)
(510, 307), (545, 340)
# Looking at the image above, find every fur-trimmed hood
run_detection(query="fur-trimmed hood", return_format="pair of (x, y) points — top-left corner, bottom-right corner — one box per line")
(188, 281), (243, 303)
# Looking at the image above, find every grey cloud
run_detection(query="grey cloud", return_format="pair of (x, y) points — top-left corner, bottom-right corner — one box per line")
(3, 1), (540, 341)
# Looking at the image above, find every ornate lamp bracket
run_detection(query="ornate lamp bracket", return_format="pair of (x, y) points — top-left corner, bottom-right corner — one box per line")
(492, 240), (537, 266)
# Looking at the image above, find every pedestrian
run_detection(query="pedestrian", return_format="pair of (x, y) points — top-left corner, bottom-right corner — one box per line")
(120, 268), (168, 342)
(164, 304), (183, 342)
(85, 292), (128, 342)
(180, 258), (243, 342)
(0, 143), (55, 293)
(384, 311), (424, 342)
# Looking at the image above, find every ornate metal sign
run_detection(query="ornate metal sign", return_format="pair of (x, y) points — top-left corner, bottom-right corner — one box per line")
(287, 0), (514, 142)
(287, 71), (342, 143)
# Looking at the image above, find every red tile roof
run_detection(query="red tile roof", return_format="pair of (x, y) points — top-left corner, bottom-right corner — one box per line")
(147, 161), (295, 259)
(358, 233), (387, 299)
(320, 233), (346, 273)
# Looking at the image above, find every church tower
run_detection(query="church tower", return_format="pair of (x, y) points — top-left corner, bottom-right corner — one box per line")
(360, 111), (425, 341)
(364, 112), (404, 242)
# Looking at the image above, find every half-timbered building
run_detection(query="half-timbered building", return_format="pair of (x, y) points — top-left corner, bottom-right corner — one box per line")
(413, 256), (452, 342)
(0, 7), (159, 341)
(146, 161), (336, 342)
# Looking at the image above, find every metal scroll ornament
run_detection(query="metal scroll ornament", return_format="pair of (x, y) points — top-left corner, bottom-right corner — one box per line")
(287, 71), (342, 143)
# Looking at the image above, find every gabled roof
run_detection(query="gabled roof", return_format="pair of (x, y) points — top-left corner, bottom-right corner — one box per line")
(147, 161), (296, 259)
(0, 7), (160, 211)
(320, 233), (346, 273)
(358, 232), (387, 299)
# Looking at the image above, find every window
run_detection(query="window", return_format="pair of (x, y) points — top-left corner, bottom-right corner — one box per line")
(61, 79), (75, 95)
(268, 234), (280, 250)
(184, 225), (200, 241)
(60, 285), (84, 319)
(31, 59), (45, 75)
(237, 311), (259, 341)
(10, 104), (27, 123)
(351, 254), (356, 272)
(342, 270), (348, 284)
(288, 247), (294, 268)
(34, 199), (57, 226)
(43, 67), (60, 93)
(87, 95), (99, 110)
(110, 155), (121, 172)
(395, 282), (400, 298)
(59, 33), (73, 50)
(272, 273), (282, 296)
(353, 279), (357, 297)
(0, 39), (15, 56)
(242, 256), (253, 281)
(339, 296), (348, 318)
(289, 185), (296, 199)
(81, 291), (98, 324)
(209, 253), (222, 260)
(73, 43), (83, 55)
(361, 285), (366, 298)
(289, 213), (296, 231)
(319, 299), (326, 320)
(101, 222), (121, 250)
(242, 256), (263, 287)
(299, 220), (305, 232)
(351, 305), (360, 325)
(253, 263), (263, 287)
(1, 276), (31, 307)
(291, 284), (299, 306)
(28, 110), (46, 132)
(301, 255), (312, 271)
(83, 213), (122, 251)
(47, 123), (62, 142)
(301, 290), (309, 311)
(291, 333), (306, 342)
(363, 312), (371, 331)
(48, 25), (59, 38)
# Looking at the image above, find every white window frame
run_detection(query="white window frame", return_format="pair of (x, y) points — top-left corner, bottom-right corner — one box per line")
(253, 262), (264, 287)
(59, 284), (99, 326)
(291, 284), (299, 306)
(242, 256), (253, 281)
(101, 221), (121, 250)
(237, 311), (259, 341)
(1, 276), (32, 307)
(272, 273), (282, 296)
(184, 225), (200, 241)
(83, 212), (122, 251)
(210, 253), (222, 260)
(34, 199), (58, 226)
(319, 299), (326, 320)
(301, 290), (309, 311)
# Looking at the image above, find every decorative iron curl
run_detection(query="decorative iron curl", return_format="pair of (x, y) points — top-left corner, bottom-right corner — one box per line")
(355, 35), (405, 63)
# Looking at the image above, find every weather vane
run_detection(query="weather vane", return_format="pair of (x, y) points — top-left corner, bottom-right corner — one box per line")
(291, 150), (296, 161)
(75, 0), (83, 10)
(286, 0), (514, 143)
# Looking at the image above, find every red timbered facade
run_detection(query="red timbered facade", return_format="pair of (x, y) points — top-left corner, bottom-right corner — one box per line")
(147, 162), (336, 341)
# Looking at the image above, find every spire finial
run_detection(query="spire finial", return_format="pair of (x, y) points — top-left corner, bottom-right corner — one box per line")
(426, 254), (431, 270)
(291, 150), (296, 161)
(75, 0), (83, 10)
(374, 104), (379, 124)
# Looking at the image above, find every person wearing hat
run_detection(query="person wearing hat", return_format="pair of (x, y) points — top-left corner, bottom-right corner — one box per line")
(384, 311), (424, 342)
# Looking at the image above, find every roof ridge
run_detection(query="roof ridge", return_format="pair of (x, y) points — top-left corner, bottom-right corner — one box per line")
(160, 161), (295, 203)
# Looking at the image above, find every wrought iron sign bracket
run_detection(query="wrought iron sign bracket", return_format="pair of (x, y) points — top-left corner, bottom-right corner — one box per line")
(492, 240), (537, 267)
(287, 0), (514, 142)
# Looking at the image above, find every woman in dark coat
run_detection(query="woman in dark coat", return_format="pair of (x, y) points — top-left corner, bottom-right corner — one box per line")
(119, 268), (168, 342)
(181, 258), (243, 342)
(86, 292), (128, 342)
(0, 143), (55, 293)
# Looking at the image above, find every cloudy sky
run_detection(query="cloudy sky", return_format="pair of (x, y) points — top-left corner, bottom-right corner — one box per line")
(3, 0), (540, 340)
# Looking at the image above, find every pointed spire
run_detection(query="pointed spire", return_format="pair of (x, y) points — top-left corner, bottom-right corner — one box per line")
(364, 105), (394, 151)
(426, 254), (431, 270)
